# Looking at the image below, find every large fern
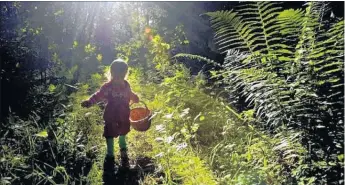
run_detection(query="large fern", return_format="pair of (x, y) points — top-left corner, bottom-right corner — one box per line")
(193, 1), (344, 183)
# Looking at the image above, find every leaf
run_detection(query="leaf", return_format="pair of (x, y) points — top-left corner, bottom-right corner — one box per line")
(176, 142), (187, 151)
(247, 151), (252, 161)
(96, 54), (103, 62)
(35, 130), (48, 138)
(56, 118), (64, 124)
(155, 152), (164, 158)
(199, 116), (205, 121)
(85, 43), (96, 53)
(155, 124), (165, 132)
(193, 112), (202, 121)
(77, 144), (85, 148)
(164, 113), (173, 119)
(73, 41), (78, 48)
(264, 158), (268, 167)
(48, 84), (56, 92)
(54, 9), (64, 16)
(273, 140), (288, 150)
(248, 124), (254, 130)
(316, 125), (325, 128)
(307, 177), (316, 184)
(166, 136), (174, 144)
(1, 179), (11, 184)
(180, 108), (190, 118)
(85, 112), (92, 117)
(174, 53), (220, 66)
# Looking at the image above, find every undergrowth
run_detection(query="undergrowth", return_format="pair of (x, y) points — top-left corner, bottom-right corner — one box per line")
(1, 3), (331, 184)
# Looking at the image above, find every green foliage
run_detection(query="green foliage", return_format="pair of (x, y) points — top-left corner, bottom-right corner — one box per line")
(2, 1), (343, 185)
(48, 84), (57, 93)
(127, 70), (219, 185)
(202, 1), (344, 183)
(84, 43), (96, 54)
(35, 130), (48, 137)
(174, 53), (220, 67)
(0, 111), (100, 184)
(122, 25), (304, 184)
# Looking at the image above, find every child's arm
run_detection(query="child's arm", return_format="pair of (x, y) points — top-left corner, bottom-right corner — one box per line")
(127, 82), (139, 103)
(81, 84), (108, 108)
(130, 91), (139, 103)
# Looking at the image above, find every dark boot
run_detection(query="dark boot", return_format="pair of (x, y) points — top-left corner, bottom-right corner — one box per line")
(120, 148), (130, 169)
(103, 155), (115, 173)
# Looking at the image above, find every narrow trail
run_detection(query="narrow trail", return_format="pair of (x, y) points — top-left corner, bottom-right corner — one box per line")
(84, 114), (214, 185)
(85, 121), (168, 185)
(79, 78), (218, 185)
(102, 156), (158, 185)
(87, 131), (162, 185)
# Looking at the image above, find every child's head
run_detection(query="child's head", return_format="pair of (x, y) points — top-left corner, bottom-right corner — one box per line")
(108, 58), (128, 81)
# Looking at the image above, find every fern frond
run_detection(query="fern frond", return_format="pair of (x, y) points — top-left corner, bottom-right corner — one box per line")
(173, 53), (220, 67)
(206, 11), (251, 52)
(205, 4), (344, 169)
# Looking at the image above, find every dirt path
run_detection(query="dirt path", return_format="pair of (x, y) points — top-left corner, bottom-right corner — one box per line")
(102, 156), (162, 185)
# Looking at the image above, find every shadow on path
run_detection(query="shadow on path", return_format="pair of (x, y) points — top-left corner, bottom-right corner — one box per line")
(102, 156), (160, 185)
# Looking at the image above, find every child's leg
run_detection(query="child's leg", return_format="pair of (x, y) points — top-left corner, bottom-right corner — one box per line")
(119, 135), (129, 168)
(104, 137), (115, 172)
(119, 135), (127, 150)
(106, 137), (114, 157)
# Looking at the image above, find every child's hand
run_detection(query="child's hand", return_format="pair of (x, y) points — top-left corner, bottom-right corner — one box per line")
(81, 100), (91, 108)
(133, 95), (139, 103)
(130, 92), (140, 103)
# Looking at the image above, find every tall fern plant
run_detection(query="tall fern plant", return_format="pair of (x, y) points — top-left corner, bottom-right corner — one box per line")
(178, 1), (344, 183)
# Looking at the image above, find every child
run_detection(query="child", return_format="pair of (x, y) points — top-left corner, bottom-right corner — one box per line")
(81, 58), (139, 170)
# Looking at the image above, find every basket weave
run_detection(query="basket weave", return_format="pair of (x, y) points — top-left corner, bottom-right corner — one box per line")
(129, 102), (152, 131)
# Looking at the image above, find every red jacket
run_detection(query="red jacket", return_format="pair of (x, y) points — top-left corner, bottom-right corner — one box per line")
(88, 80), (138, 137)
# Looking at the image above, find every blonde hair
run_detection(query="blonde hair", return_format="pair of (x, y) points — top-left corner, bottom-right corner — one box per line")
(107, 58), (128, 81)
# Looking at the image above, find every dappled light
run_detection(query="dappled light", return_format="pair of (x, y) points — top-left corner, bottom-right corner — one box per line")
(0, 1), (344, 185)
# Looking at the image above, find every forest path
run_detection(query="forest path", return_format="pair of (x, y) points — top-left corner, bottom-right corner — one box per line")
(84, 103), (216, 184)
(82, 75), (218, 185)
(101, 155), (159, 185)
(87, 129), (166, 185)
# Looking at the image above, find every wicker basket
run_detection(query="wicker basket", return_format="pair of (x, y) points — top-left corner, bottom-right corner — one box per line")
(129, 101), (152, 131)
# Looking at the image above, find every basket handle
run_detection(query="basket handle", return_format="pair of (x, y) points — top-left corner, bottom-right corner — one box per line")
(130, 101), (150, 116)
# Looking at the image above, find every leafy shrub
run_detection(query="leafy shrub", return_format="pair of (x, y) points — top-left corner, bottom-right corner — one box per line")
(177, 1), (344, 184)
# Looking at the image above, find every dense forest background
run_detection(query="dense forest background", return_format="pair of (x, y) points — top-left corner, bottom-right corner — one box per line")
(0, 1), (344, 185)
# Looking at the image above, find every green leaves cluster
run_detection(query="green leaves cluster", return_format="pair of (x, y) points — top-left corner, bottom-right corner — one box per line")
(203, 1), (343, 184)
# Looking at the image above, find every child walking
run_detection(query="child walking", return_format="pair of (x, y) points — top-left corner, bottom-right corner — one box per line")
(81, 59), (139, 170)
